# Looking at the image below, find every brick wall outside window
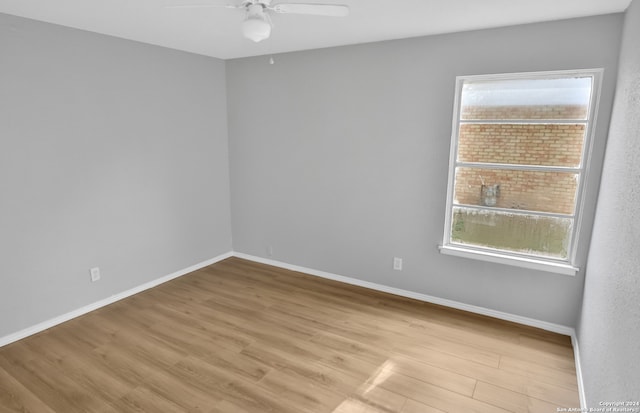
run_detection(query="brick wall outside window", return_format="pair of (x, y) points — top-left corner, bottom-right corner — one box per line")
(454, 105), (585, 215)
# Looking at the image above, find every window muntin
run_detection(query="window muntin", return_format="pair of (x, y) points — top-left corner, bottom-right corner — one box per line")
(442, 70), (601, 271)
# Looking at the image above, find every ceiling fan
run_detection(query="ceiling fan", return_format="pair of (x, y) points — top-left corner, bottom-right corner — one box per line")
(167, 0), (350, 42)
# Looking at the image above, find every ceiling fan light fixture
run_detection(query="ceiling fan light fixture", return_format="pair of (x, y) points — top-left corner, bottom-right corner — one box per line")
(242, 5), (271, 42)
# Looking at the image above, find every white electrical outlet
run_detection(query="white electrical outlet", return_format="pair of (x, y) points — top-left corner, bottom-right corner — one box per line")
(90, 267), (101, 282)
(393, 257), (403, 271)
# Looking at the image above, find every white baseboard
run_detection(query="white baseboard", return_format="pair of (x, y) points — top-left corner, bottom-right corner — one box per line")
(571, 333), (587, 409)
(233, 252), (575, 336)
(0, 251), (233, 348)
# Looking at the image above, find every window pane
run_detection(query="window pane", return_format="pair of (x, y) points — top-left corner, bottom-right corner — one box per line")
(461, 77), (592, 120)
(454, 167), (577, 214)
(451, 207), (572, 259)
(458, 123), (585, 167)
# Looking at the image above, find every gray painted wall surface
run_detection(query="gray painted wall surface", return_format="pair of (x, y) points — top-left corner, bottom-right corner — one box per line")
(578, 0), (640, 405)
(0, 13), (232, 337)
(227, 15), (622, 327)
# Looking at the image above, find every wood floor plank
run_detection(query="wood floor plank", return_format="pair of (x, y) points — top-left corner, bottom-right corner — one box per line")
(195, 347), (270, 383)
(135, 357), (223, 411)
(256, 368), (345, 412)
(409, 317), (577, 372)
(309, 331), (392, 367)
(108, 386), (187, 413)
(331, 398), (391, 413)
(380, 371), (512, 413)
(0, 257), (580, 413)
(0, 366), (56, 413)
(397, 345), (579, 407)
(393, 335), (502, 368)
(518, 334), (576, 358)
(34, 339), (131, 405)
(319, 350), (383, 382)
(0, 354), (104, 412)
(209, 400), (254, 413)
(400, 398), (447, 413)
(332, 386), (408, 413)
(390, 354), (478, 396)
(499, 355), (579, 390)
(240, 342), (365, 395)
(353, 381), (408, 412)
(474, 381), (567, 413)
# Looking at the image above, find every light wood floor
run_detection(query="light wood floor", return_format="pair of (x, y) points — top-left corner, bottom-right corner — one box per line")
(0, 257), (580, 412)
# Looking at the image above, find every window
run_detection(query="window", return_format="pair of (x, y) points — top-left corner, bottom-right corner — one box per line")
(440, 69), (602, 275)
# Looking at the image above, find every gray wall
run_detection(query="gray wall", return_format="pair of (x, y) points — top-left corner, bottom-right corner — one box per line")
(0, 13), (232, 337)
(578, 0), (640, 405)
(227, 15), (622, 327)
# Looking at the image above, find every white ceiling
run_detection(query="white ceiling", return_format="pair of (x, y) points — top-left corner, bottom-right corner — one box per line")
(0, 0), (631, 60)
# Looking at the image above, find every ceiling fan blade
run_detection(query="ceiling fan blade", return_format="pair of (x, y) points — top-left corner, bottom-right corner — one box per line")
(270, 3), (349, 17)
(164, 0), (239, 9)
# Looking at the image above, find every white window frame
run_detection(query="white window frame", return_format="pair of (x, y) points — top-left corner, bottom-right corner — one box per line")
(439, 69), (603, 276)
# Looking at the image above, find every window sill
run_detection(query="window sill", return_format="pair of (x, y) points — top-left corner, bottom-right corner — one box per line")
(438, 245), (578, 276)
